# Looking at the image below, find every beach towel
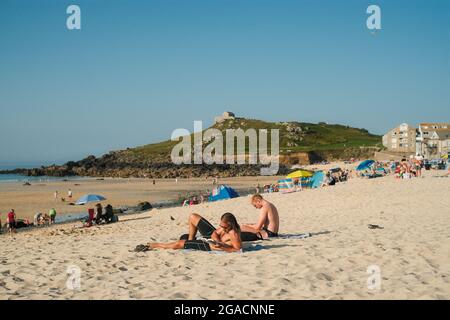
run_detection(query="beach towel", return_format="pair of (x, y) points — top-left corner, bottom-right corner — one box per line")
(183, 244), (266, 254)
(182, 248), (244, 255)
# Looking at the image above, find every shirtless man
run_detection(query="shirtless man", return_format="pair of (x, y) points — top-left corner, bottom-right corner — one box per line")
(241, 194), (279, 239)
(142, 213), (242, 253)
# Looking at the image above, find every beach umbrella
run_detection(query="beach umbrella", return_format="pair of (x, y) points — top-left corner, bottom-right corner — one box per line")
(356, 160), (375, 171)
(286, 169), (314, 179)
(75, 194), (106, 205)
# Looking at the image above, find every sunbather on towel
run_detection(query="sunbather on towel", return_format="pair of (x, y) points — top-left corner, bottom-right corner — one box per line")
(144, 213), (242, 252)
(240, 194), (280, 240)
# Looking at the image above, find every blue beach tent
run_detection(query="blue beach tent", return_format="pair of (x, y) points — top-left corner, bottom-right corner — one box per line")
(208, 185), (239, 202)
(310, 171), (325, 189)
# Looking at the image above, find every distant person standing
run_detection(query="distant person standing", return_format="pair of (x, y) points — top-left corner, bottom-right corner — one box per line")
(49, 208), (57, 224)
(153, 179), (156, 185)
(54, 191), (58, 201)
(7, 209), (17, 235)
(68, 189), (73, 200)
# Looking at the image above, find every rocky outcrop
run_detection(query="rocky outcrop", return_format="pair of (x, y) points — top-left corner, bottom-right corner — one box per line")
(12, 151), (290, 178)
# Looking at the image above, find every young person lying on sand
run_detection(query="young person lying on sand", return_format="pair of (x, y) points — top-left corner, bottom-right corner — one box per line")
(135, 213), (242, 253)
(240, 194), (280, 240)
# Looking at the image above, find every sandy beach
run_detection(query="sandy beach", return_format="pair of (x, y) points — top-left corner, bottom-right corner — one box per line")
(1, 168), (449, 300)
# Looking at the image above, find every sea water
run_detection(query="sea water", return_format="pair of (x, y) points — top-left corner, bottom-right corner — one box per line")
(0, 174), (84, 183)
(0, 163), (82, 183)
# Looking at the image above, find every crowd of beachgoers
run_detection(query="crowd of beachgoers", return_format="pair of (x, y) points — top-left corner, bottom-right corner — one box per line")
(0, 202), (118, 236)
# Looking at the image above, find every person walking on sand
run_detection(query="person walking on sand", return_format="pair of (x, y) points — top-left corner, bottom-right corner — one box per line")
(68, 189), (73, 200)
(49, 208), (57, 225)
(240, 194), (280, 239)
(54, 190), (58, 201)
(140, 213), (242, 253)
(7, 209), (17, 235)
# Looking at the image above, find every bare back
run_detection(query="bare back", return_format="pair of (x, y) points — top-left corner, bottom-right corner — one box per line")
(260, 200), (279, 233)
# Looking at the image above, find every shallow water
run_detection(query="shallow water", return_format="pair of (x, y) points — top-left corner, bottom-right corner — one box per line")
(0, 174), (85, 183)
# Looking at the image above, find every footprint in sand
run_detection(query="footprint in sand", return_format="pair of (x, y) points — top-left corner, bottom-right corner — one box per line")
(316, 273), (335, 282)
(423, 257), (439, 269)
(276, 288), (289, 297)
(169, 292), (187, 299)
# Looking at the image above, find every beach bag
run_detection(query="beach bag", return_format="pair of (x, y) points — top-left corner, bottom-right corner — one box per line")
(111, 215), (119, 223)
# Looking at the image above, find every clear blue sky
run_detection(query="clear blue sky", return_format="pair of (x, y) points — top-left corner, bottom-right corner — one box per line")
(1, 0), (449, 165)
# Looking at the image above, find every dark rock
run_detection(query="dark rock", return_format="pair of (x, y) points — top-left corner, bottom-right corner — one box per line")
(136, 202), (152, 212)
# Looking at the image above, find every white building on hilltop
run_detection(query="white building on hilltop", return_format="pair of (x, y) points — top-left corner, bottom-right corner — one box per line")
(214, 111), (236, 124)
